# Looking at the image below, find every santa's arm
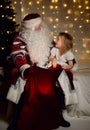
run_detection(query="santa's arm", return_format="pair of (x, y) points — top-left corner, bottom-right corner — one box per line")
(11, 33), (30, 78)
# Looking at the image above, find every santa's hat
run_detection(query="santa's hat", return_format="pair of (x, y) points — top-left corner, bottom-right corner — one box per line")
(23, 13), (42, 29)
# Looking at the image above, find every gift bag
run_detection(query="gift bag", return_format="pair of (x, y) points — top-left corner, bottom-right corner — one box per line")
(6, 77), (26, 104)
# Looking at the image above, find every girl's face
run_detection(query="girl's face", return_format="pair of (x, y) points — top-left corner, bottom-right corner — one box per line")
(55, 36), (64, 49)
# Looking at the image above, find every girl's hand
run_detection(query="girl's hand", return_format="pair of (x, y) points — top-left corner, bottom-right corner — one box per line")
(62, 65), (68, 69)
(62, 60), (74, 70)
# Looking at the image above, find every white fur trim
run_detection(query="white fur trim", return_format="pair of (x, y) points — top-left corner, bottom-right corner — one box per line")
(65, 91), (78, 105)
(6, 77), (26, 104)
(58, 70), (78, 105)
(13, 42), (21, 45)
(20, 45), (26, 49)
(20, 64), (30, 72)
(11, 50), (27, 56)
(20, 64), (30, 78)
(23, 17), (42, 29)
(15, 77), (26, 103)
(17, 36), (25, 42)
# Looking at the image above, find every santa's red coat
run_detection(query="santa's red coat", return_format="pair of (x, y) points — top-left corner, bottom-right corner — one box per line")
(11, 33), (63, 130)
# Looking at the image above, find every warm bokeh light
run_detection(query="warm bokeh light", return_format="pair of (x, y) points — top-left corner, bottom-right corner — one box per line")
(11, 0), (90, 60)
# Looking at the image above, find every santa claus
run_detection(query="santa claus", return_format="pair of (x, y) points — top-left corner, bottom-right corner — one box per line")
(7, 13), (70, 130)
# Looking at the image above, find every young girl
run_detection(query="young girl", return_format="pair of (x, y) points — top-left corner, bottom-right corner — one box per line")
(49, 32), (78, 106)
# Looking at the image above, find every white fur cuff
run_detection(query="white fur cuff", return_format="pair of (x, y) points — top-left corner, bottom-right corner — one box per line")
(20, 64), (30, 78)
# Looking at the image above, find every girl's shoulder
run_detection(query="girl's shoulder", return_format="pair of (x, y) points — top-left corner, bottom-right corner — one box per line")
(65, 50), (75, 59)
(51, 47), (58, 53)
(51, 47), (58, 51)
(66, 50), (74, 56)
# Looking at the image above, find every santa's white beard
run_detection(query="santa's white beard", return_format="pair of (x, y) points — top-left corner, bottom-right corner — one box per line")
(20, 23), (53, 66)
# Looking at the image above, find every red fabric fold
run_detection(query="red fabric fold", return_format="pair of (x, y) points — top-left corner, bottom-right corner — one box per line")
(17, 65), (62, 130)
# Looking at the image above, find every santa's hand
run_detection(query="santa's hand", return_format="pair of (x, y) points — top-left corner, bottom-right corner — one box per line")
(52, 58), (57, 68)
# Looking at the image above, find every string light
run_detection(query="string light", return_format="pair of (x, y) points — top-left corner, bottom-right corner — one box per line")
(85, 0), (89, 4)
(49, 17), (53, 22)
(1, 47), (5, 50)
(63, 3), (67, 8)
(28, 1), (32, 5)
(73, 0), (77, 3)
(42, 5), (45, 9)
(7, 31), (10, 34)
(86, 50), (90, 54)
(67, 9), (72, 14)
(13, 18), (16, 21)
(49, 5), (54, 9)
(55, 6), (58, 9)
(80, 11), (84, 14)
(53, 25), (57, 29)
(86, 19), (89, 23)
(75, 50), (78, 53)
(78, 5), (82, 8)
(69, 23), (74, 28)
(86, 6), (90, 9)
(21, 8), (24, 12)
(36, 1), (40, 4)
(52, 0), (58, 3)
(83, 43), (86, 48)
(20, 1), (22, 4)
(79, 25), (82, 28)
(6, 6), (9, 8)
(14, 1), (17, 5)
(55, 18), (59, 22)
(65, 30), (68, 33)
(2, 15), (4, 18)
(66, 16), (69, 19)
(0, 5), (2, 7)
(74, 18), (78, 21)
(42, 11), (45, 15)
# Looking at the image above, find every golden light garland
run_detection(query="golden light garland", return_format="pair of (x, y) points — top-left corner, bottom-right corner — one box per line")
(10, 0), (90, 60)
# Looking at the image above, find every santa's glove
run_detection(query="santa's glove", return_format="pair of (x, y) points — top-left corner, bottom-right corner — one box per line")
(11, 68), (20, 84)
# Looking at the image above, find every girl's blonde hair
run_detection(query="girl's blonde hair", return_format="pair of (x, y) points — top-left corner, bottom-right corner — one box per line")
(58, 32), (73, 52)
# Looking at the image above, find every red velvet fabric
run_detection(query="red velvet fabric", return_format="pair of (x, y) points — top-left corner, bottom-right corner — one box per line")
(17, 65), (62, 130)
(11, 68), (20, 85)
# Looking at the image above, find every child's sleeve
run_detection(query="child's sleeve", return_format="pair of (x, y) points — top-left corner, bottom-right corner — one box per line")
(50, 47), (56, 57)
(66, 51), (78, 71)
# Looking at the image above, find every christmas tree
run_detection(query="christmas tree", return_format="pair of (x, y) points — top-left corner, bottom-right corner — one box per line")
(0, 0), (18, 67)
